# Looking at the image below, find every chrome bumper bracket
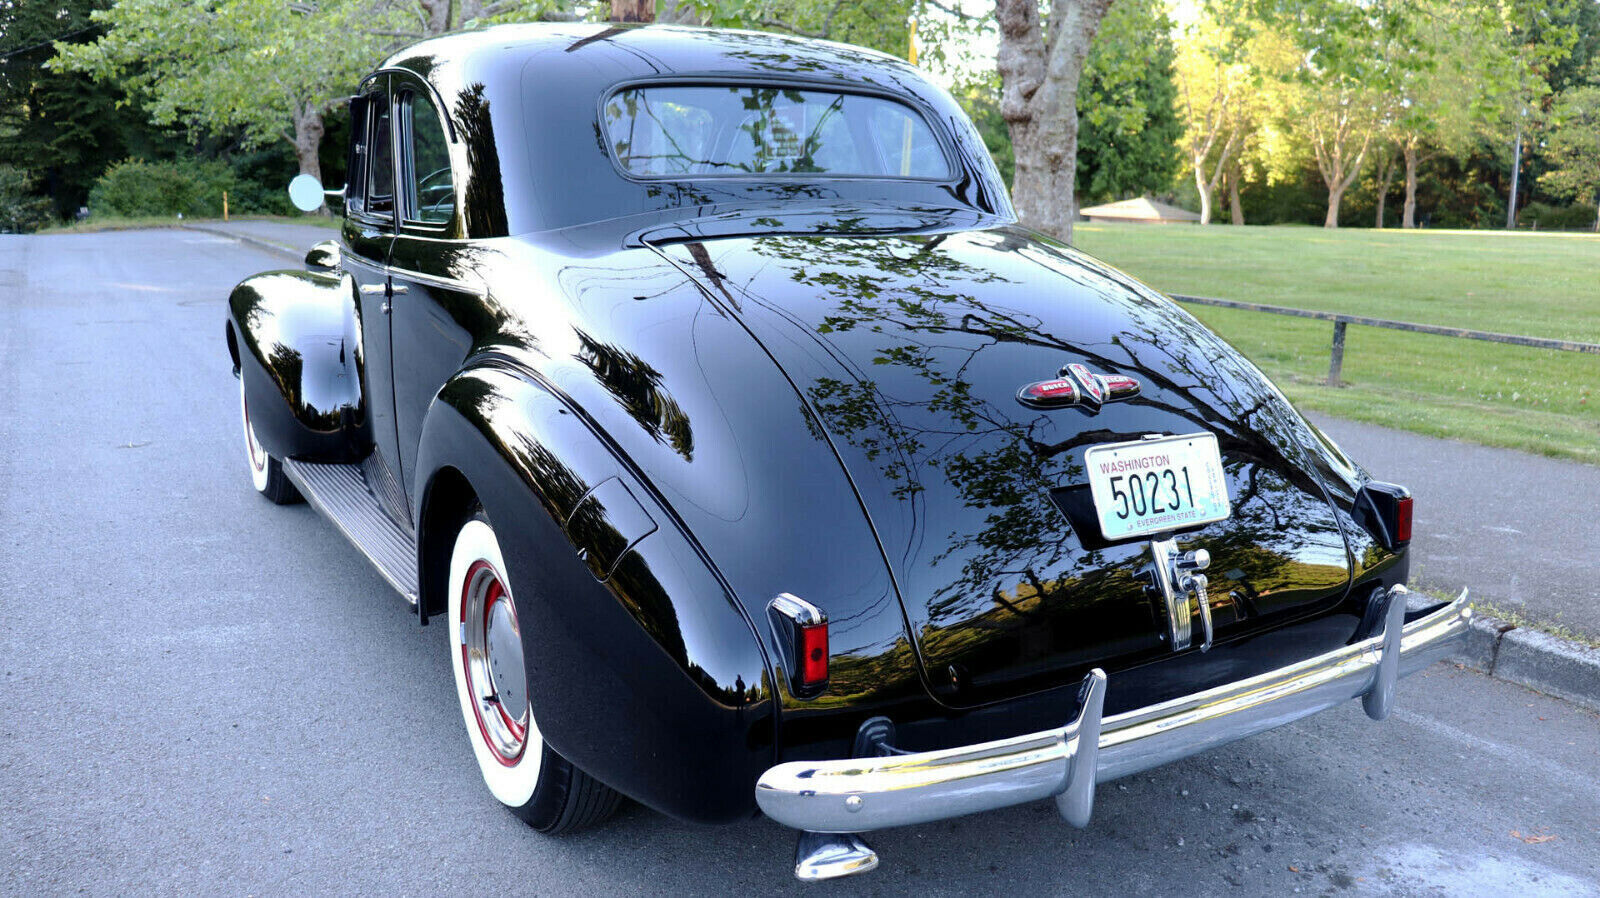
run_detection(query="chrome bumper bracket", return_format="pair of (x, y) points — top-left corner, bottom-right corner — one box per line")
(1363, 586), (1408, 721)
(1054, 668), (1106, 828)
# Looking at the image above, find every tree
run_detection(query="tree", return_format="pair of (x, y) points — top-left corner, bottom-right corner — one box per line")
(52, 0), (407, 185)
(1173, 14), (1252, 225)
(995, 0), (1116, 243)
(0, 0), (177, 219)
(1497, 0), (1582, 227)
(1384, 0), (1519, 228)
(1255, 0), (1409, 228)
(1541, 84), (1600, 230)
(1074, 0), (1182, 206)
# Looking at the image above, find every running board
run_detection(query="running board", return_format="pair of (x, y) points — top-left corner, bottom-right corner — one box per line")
(282, 459), (419, 605)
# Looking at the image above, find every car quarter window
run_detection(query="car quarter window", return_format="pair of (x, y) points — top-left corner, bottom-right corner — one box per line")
(343, 95), (370, 215)
(402, 91), (454, 226)
(366, 94), (396, 219)
(602, 85), (952, 180)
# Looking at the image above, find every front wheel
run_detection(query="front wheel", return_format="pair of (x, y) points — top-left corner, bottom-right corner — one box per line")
(447, 511), (622, 833)
(238, 378), (300, 504)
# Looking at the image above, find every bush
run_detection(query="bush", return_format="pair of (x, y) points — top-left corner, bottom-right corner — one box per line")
(88, 158), (238, 219)
(1518, 201), (1599, 231)
(0, 166), (55, 233)
(226, 146), (298, 216)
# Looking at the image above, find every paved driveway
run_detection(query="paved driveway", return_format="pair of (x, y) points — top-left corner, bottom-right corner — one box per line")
(2, 230), (1597, 896)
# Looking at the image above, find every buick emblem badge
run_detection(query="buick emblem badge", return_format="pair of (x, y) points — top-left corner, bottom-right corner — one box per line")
(1018, 364), (1140, 410)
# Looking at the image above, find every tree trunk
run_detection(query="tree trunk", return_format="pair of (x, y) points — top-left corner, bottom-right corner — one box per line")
(996, 0), (1111, 244)
(418, 0), (450, 35)
(1193, 155), (1212, 225)
(291, 104), (324, 181)
(1402, 143), (1419, 229)
(1009, 118), (1080, 240)
(1227, 161), (1244, 225)
(1324, 184), (1344, 228)
(611, 0), (655, 22)
(1373, 151), (1394, 229)
(1594, 196), (1599, 233)
(290, 103), (326, 212)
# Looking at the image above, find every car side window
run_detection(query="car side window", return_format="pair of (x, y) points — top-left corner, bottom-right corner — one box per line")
(402, 91), (454, 226)
(366, 94), (396, 219)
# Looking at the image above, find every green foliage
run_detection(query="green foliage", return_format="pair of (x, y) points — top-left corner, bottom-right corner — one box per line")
(1517, 201), (1598, 230)
(88, 158), (238, 218)
(0, 0), (182, 219)
(0, 166), (55, 232)
(1075, 0), (1183, 204)
(51, 0), (402, 152)
(1539, 85), (1600, 228)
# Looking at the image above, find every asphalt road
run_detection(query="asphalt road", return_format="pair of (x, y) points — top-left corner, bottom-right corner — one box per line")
(1309, 414), (1600, 636)
(2, 230), (1598, 896)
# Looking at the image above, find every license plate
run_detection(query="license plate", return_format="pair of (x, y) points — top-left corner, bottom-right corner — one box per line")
(1084, 433), (1230, 541)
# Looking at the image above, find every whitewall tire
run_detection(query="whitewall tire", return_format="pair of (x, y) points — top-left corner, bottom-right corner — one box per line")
(238, 377), (300, 504)
(445, 510), (622, 833)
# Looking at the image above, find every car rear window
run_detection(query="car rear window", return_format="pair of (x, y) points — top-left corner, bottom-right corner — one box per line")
(602, 85), (951, 180)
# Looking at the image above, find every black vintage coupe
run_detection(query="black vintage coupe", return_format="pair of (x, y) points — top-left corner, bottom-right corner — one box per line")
(227, 23), (1470, 880)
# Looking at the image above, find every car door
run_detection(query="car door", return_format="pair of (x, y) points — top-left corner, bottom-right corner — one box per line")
(387, 77), (483, 502)
(341, 74), (407, 511)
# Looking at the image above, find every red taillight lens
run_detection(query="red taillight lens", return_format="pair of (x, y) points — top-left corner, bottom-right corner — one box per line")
(798, 623), (828, 687)
(1396, 496), (1413, 544)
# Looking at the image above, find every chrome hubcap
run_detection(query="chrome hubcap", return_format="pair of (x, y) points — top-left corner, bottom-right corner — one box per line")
(461, 560), (528, 765)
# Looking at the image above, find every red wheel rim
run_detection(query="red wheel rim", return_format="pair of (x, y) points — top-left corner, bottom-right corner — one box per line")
(460, 559), (528, 766)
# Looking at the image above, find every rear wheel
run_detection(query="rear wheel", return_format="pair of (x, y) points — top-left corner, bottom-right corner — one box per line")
(238, 378), (300, 504)
(447, 511), (622, 833)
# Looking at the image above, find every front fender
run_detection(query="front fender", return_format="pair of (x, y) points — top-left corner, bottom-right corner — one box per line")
(225, 269), (368, 462)
(414, 362), (776, 824)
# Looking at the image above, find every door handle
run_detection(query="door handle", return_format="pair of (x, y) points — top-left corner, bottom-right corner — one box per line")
(358, 283), (409, 295)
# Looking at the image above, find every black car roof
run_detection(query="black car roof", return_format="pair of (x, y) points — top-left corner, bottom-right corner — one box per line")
(370, 24), (1011, 238)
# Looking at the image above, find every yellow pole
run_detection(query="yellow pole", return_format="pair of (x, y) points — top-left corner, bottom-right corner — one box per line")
(901, 17), (918, 175)
(223, 191), (229, 221)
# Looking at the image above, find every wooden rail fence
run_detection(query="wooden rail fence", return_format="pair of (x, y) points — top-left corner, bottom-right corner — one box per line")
(1169, 293), (1600, 386)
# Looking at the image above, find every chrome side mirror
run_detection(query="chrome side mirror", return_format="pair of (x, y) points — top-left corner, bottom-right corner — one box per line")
(305, 240), (340, 272)
(287, 174), (346, 213)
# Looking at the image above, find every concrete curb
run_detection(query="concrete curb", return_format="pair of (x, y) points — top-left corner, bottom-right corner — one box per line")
(1449, 613), (1600, 714)
(180, 225), (1600, 717)
(182, 224), (310, 261)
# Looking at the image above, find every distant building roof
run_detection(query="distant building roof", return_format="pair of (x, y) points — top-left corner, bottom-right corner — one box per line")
(1079, 197), (1201, 224)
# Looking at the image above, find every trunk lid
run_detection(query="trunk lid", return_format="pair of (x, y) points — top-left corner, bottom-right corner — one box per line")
(658, 224), (1353, 708)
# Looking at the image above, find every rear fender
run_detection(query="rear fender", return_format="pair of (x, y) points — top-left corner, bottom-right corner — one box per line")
(225, 269), (369, 462)
(414, 363), (776, 824)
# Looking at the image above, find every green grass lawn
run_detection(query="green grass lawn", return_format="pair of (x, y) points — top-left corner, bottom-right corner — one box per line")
(41, 213), (340, 234)
(1073, 223), (1600, 464)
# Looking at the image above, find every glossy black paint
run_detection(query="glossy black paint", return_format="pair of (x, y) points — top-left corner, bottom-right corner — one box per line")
(413, 366), (774, 823)
(226, 269), (368, 463)
(225, 24), (1411, 824)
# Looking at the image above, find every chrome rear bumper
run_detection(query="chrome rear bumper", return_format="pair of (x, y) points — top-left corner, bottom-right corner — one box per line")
(756, 586), (1470, 836)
